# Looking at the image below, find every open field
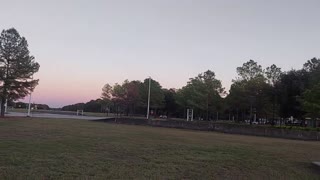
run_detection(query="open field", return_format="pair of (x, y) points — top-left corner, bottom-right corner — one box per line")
(8, 109), (110, 117)
(8, 109), (171, 120)
(0, 118), (319, 179)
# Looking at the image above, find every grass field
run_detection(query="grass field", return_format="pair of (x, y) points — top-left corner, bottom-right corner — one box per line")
(0, 118), (319, 179)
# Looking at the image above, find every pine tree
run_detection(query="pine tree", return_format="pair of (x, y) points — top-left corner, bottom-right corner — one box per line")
(0, 28), (40, 117)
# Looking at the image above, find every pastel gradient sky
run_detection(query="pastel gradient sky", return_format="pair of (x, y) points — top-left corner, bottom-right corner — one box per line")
(1, 0), (320, 107)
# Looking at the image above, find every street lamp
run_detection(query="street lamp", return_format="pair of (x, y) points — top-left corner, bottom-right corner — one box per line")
(147, 76), (151, 119)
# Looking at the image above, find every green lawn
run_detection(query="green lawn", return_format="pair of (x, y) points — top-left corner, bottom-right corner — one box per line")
(0, 118), (319, 179)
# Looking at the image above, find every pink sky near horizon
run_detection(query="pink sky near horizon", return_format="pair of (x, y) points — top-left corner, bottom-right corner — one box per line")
(23, 62), (212, 108)
(2, 0), (320, 108)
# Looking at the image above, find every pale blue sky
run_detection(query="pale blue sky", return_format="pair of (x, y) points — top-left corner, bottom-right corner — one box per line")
(0, 0), (320, 107)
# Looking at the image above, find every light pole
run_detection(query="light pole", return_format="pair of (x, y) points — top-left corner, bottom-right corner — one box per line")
(27, 76), (34, 117)
(4, 99), (7, 114)
(147, 76), (151, 119)
(27, 92), (32, 117)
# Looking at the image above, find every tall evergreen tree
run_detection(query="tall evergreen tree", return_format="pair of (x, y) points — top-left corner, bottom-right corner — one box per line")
(0, 28), (39, 117)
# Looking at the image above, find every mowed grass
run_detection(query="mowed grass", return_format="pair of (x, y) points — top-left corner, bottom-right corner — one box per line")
(0, 118), (319, 179)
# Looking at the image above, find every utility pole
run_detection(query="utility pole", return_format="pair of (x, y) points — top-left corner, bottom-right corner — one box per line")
(147, 77), (151, 119)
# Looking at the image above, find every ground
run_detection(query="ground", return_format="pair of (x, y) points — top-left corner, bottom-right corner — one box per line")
(0, 118), (319, 179)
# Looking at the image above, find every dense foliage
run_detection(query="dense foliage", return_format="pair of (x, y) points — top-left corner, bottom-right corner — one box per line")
(62, 58), (320, 126)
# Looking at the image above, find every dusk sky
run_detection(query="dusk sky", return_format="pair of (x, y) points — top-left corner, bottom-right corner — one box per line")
(1, 0), (320, 107)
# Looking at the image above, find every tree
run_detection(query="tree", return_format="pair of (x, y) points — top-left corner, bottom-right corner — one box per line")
(265, 64), (282, 124)
(247, 75), (272, 122)
(277, 70), (308, 119)
(177, 70), (224, 120)
(303, 57), (320, 86)
(194, 70), (224, 120)
(122, 80), (141, 115)
(226, 80), (249, 122)
(266, 64), (282, 86)
(176, 84), (195, 118)
(112, 83), (126, 116)
(163, 88), (178, 117)
(62, 103), (85, 111)
(139, 78), (164, 116)
(84, 99), (103, 112)
(101, 83), (113, 114)
(101, 84), (113, 101)
(303, 57), (320, 72)
(62, 99), (104, 113)
(303, 83), (320, 127)
(0, 28), (40, 116)
(236, 60), (263, 81)
(231, 60), (270, 124)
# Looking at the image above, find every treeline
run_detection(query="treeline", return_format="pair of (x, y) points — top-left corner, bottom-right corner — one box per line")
(10, 102), (50, 110)
(62, 58), (320, 126)
(61, 99), (104, 112)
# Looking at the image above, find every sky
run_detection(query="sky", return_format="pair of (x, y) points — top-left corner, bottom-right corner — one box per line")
(0, 0), (320, 108)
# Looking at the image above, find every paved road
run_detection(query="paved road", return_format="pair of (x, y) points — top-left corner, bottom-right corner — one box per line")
(7, 112), (109, 120)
